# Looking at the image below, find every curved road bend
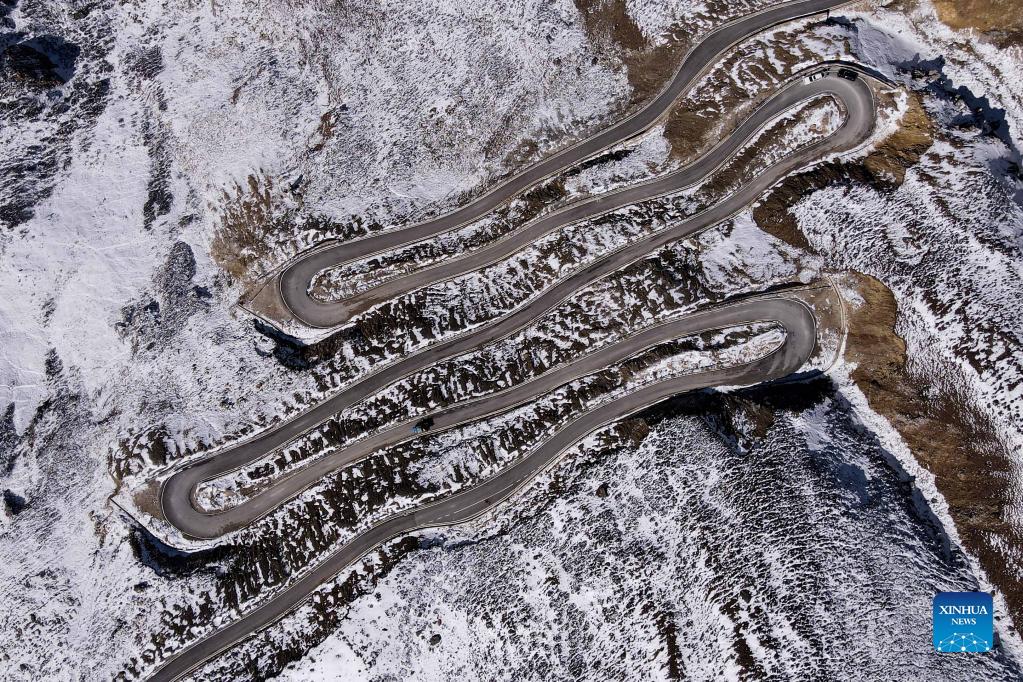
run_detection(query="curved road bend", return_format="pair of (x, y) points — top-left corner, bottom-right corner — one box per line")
(167, 296), (796, 538)
(160, 71), (873, 541)
(277, 0), (852, 328)
(148, 295), (816, 682)
(149, 9), (876, 677)
(284, 73), (869, 327)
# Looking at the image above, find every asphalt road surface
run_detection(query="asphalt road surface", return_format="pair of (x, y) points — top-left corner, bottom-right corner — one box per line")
(147, 0), (874, 678)
(276, 0), (854, 329)
(150, 296), (816, 682)
(165, 298), (801, 538)
(282, 74), (869, 327)
(161, 70), (873, 539)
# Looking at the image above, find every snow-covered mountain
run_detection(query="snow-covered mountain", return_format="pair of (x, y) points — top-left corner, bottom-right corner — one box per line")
(2, 0), (1023, 679)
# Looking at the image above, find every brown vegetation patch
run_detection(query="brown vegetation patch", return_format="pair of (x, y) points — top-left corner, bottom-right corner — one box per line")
(620, 24), (692, 106)
(931, 0), (1023, 47)
(574, 0), (715, 107)
(574, 0), (647, 53)
(753, 89), (934, 251)
(863, 91), (934, 185)
(210, 174), (288, 285)
(842, 272), (1023, 626)
(309, 107), (343, 154)
(662, 105), (719, 161)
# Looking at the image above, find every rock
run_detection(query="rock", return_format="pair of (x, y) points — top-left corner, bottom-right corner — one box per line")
(2, 489), (27, 515)
(2, 35), (81, 86)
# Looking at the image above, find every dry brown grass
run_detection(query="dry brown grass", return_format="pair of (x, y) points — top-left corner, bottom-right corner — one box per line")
(574, 0), (647, 52)
(210, 174), (280, 284)
(572, 0), (704, 117)
(863, 91), (934, 185)
(842, 272), (1023, 626)
(573, 0), (669, 105)
(931, 0), (1023, 44)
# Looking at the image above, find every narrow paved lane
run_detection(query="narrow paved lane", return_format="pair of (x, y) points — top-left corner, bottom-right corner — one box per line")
(150, 296), (817, 682)
(162, 70), (873, 540)
(146, 2), (877, 678)
(165, 297), (802, 538)
(275, 0), (853, 329)
(282, 75), (865, 327)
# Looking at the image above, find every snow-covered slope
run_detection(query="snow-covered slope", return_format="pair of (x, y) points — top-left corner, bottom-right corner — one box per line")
(2, 0), (1023, 679)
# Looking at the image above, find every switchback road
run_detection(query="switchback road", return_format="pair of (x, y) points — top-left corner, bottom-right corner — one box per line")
(252, 0), (855, 330)
(146, 0), (876, 678)
(162, 70), (872, 539)
(150, 295), (818, 682)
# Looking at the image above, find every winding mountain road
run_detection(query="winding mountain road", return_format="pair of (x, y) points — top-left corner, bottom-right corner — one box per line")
(146, 1), (878, 679)
(271, 0), (852, 329)
(161, 68), (871, 541)
(165, 296), (804, 539)
(150, 296), (817, 682)
(282, 74), (866, 327)
(163, 70), (872, 539)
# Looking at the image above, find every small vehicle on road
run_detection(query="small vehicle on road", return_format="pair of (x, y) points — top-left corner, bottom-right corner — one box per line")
(837, 67), (858, 81)
(803, 69), (828, 84)
(412, 416), (435, 433)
